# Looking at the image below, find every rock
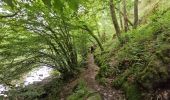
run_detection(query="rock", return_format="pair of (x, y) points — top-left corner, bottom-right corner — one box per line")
(109, 94), (112, 97)
(162, 91), (169, 100)
(97, 88), (100, 91)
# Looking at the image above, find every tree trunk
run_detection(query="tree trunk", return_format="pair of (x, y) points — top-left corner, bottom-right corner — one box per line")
(115, 7), (133, 26)
(109, 0), (122, 42)
(118, 2), (123, 30)
(134, 0), (139, 29)
(123, 0), (128, 32)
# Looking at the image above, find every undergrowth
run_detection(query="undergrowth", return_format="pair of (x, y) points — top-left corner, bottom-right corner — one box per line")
(94, 9), (170, 100)
(7, 78), (63, 100)
(67, 80), (101, 100)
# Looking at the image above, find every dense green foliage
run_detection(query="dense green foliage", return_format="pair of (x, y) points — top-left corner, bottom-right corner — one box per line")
(0, 0), (94, 83)
(95, 8), (170, 100)
(0, 0), (170, 99)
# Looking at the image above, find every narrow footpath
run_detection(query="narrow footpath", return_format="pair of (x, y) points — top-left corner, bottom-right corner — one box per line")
(60, 53), (125, 100)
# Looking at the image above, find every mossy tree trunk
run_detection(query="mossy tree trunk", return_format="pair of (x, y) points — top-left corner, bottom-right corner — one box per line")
(109, 0), (122, 43)
(123, 0), (128, 32)
(134, 0), (139, 29)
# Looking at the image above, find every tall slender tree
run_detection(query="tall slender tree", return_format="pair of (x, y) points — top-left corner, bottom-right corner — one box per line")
(118, 2), (123, 30)
(134, 0), (139, 29)
(109, 0), (121, 42)
(123, 0), (128, 32)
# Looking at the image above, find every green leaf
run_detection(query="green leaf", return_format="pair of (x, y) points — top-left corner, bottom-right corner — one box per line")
(66, 0), (79, 11)
(2, 0), (14, 8)
(42, 0), (52, 7)
(53, 0), (64, 13)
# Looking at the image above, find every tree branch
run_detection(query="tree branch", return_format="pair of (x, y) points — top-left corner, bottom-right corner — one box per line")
(115, 7), (133, 26)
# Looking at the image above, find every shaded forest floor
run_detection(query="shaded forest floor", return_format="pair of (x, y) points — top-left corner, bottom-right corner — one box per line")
(59, 53), (125, 100)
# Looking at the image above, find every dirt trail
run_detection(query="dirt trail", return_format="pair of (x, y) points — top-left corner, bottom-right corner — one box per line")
(60, 53), (125, 100)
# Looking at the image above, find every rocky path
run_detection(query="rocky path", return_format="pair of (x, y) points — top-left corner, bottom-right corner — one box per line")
(60, 53), (125, 100)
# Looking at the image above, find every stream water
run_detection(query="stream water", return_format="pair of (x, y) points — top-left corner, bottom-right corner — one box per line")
(0, 66), (53, 96)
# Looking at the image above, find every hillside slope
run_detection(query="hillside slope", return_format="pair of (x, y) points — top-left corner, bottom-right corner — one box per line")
(94, 8), (170, 100)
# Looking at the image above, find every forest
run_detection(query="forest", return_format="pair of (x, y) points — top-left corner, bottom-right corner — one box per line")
(0, 0), (170, 100)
